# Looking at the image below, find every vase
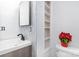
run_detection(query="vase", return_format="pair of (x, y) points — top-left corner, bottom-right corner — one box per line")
(61, 42), (68, 47)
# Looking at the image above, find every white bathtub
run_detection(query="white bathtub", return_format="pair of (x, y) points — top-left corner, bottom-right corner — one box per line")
(0, 38), (31, 55)
(56, 44), (79, 57)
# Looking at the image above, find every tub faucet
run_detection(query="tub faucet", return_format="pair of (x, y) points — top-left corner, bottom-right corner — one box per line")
(17, 34), (25, 41)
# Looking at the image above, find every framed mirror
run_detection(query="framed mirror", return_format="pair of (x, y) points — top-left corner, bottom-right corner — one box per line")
(19, 1), (30, 26)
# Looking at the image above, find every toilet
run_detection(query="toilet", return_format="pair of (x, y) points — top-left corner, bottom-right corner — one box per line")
(56, 44), (79, 57)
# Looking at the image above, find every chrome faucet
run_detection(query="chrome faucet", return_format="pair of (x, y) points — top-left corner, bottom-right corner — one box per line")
(17, 34), (25, 41)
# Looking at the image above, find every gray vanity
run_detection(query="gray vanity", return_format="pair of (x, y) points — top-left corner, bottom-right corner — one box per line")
(0, 38), (32, 57)
(0, 46), (32, 57)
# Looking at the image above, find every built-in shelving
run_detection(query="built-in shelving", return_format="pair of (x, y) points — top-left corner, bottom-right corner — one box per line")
(44, 1), (51, 49)
(45, 37), (50, 40)
(45, 2), (49, 9)
(45, 20), (50, 23)
(45, 39), (50, 48)
(45, 27), (50, 28)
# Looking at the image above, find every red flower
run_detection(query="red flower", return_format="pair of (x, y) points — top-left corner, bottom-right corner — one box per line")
(59, 32), (72, 41)
(59, 32), (65, 39)
(65, 33), (72, 41)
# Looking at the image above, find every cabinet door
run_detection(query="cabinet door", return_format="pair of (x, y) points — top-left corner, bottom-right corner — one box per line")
(0, 46), (32, 57)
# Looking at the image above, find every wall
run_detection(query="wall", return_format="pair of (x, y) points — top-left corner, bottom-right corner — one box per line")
(50, 2), (57, 57)
(31, 1), (37, 57)
(0, 0), (31, 40)
(53, 1), (79, 48)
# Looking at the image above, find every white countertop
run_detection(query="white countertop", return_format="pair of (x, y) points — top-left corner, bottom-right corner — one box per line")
(0, 38), (32, 55)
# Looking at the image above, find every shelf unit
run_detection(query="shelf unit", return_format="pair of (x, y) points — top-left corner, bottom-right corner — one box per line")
(33, 1), (51, 56)
(44, 1), (51, 49)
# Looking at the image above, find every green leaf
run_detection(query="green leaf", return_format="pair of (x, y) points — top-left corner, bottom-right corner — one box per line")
(64, 39), (67, 43)
(61, 39), (68, 43)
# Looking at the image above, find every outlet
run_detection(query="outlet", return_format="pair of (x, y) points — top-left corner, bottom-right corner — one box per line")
(0, 26), (5, 31)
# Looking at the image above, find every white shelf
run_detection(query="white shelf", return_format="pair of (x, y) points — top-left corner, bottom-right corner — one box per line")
(45, 3), (50, 14)
(45, 27), (50, 29)
(45, 13), (50, 18)
(45, 20), (50, 24)
(45, 8), (50, 13)
(44, 1), (50, 49)
(45, 1), (50, 6)
(45, 14), (50, 23)
(45, 2), (50, 9)
(45, 11), (50, 18)
(45, 20), (50, 23)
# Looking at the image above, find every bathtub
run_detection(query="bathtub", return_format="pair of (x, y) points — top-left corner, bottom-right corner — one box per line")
(56, 44), (79, 57)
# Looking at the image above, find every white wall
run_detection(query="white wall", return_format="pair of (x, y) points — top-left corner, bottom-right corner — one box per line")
(53, 1), (79, 48)
(0, 0), (31, 40)
(31, 2), (37, 57)
(50, 2), (57, 57)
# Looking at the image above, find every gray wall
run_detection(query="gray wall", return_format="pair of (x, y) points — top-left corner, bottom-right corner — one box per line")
(53, 1), (79, 48)
(0, 0), (31, 41)
(0, 1), (44, 57)
(50, 2), (57, 57)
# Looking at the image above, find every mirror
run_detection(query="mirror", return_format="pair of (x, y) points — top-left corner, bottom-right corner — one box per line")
(19, 1), (30, 26)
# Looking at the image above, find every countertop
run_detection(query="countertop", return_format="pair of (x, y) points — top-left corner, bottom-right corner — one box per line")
(0, 38), (32, 55)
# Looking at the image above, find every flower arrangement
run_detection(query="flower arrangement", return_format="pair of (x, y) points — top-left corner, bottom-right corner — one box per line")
(59, 32), (72, 47)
